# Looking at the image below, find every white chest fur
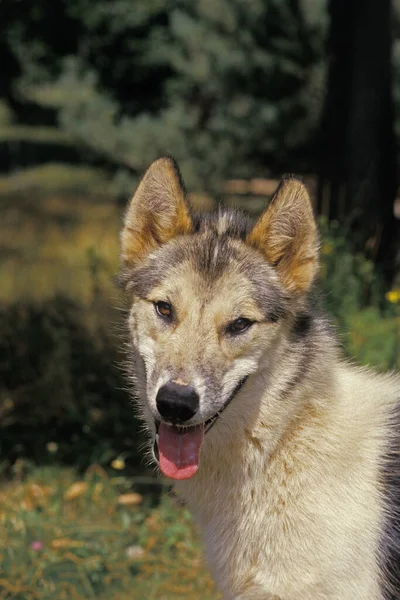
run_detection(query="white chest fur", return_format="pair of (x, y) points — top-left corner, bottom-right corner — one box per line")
(175, 411), (382, 600)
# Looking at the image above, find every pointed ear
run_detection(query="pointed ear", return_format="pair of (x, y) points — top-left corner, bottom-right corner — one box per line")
(121, 157), (192, 265)
(246, 178), (319, 292)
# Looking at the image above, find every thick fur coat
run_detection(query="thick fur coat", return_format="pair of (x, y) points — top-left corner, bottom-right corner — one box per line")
(119, 157), (400, 599)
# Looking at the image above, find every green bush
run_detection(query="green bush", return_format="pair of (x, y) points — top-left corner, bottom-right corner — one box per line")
(0, 296), (144, 470)
(344, 307), (399, 371)
(319, 218), (399, 371)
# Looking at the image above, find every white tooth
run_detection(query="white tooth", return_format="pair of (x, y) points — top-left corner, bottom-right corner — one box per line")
(155, 434), (159, 443)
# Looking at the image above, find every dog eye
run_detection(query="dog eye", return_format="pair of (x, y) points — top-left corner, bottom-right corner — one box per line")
(155, 301), (173, 319)
(226, 318), (254, 335)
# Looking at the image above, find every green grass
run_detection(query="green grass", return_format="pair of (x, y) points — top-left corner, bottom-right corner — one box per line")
(0, 165), (120, 304)
(0, 465), (219, 600)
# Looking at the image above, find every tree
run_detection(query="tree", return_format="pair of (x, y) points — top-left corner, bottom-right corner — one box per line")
(3, 0), (328, 192)
(318, 0), (399, 285)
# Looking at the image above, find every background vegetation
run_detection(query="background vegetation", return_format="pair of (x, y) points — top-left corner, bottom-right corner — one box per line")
(1, 0), (400, 598)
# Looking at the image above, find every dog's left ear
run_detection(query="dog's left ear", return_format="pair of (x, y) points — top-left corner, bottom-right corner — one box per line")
(246, 178), (319, 292)
(121, 157), (192, 266)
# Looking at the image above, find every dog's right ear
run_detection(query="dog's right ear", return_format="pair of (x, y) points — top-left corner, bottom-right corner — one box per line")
(120, 157), (192, 267)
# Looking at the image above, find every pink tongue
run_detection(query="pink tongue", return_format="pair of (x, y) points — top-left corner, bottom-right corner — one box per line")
(158, 423), (204, 480)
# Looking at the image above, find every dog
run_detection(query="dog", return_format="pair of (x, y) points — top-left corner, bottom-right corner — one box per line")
(118, 157), (400, 599)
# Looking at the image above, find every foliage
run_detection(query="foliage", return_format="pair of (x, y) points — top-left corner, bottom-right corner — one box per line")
(0, 296), (143, 470)
(319, 218), (383, 322)
(345, 307), (399, 371)
(0, 464), (218, 599)
(1, 0), (400, 280)
(319, 218), (400, 371)
(2, 0), (328, 190)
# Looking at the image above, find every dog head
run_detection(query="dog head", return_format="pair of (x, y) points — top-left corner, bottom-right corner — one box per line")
(119, 157), (319, 480)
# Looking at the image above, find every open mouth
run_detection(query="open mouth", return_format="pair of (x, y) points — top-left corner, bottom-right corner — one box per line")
(153, 376), (248, 481)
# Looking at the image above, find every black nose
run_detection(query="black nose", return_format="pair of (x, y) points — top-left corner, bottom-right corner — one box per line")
(156, 382), (199, 423)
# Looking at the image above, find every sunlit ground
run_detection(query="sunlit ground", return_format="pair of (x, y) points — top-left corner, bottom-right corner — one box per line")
(0, 464), (219, 600)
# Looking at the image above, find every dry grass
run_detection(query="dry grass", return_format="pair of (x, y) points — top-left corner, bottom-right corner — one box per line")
(0, 465), (220, 600)
(0, 166), (121, 305)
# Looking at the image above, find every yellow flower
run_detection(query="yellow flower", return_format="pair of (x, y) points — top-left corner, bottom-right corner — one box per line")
(385, 289), (400, 304)
(111, 457), (125, 470)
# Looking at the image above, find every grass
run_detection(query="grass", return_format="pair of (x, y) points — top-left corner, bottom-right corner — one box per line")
(0, 465), (219, 600)
(0, 165), (120, 305)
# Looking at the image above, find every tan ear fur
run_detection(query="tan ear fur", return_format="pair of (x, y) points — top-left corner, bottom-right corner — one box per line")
(121, 157), (192, 265)
(246, 178), (319, 292)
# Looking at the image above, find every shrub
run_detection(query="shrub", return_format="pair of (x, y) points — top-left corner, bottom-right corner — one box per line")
(0, 296), (143, 470)
(319, 218), (399, 371)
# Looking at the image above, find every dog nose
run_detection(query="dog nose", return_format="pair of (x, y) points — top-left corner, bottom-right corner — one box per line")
(156, 382), (199, 423)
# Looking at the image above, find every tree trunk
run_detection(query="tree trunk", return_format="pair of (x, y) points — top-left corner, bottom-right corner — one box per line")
(318, 0), (399, 285)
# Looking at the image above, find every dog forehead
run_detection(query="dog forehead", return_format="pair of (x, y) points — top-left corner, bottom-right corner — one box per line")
(163, 259), (258, 305)
(140, 233), (256, 286)
(191, 208), (254, 238)
(132, 229), (287, 320)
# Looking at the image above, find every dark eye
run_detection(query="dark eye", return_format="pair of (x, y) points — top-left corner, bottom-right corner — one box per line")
(155, 301), (173, 320)
(226, 318), (254, 335)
